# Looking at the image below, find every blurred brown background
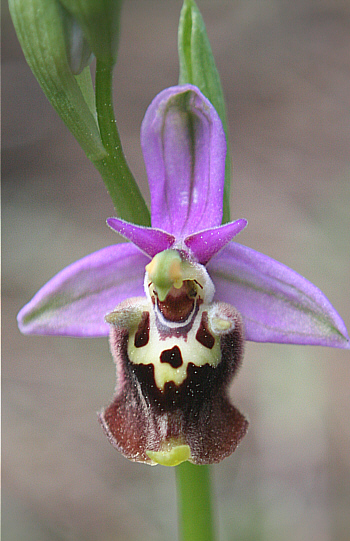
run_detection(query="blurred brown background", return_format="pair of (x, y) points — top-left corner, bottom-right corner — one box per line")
(2, 1), (350, 540)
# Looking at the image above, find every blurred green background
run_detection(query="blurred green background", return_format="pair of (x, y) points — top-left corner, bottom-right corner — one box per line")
(2, 1), (350, 540)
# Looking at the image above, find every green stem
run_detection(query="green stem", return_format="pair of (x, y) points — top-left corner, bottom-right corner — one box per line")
(94, 59), (150, 226)
(176, 463), (216, 541)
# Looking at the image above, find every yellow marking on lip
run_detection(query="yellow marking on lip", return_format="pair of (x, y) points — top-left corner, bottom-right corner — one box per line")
(127, 307), (221, 391)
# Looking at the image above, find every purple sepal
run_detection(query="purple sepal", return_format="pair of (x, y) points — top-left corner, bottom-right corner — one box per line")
(185, 219), (247, 264)
(208, 242), (350, 348)
(141, 85), (226, 238)
(107, 217), (175, 257)
(17, 244), (149, 337)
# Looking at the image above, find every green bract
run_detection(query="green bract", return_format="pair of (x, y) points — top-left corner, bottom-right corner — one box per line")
(178, 0), (231, 223)
(9, 0), (150, 224)
(9, 0), (105, 162)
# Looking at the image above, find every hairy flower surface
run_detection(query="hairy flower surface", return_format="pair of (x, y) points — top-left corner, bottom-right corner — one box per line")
(18, 85), (349, 465)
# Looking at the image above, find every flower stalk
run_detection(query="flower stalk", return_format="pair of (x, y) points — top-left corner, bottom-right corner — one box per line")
(176, 463), (215, 541)
(94, 59), (150, 225)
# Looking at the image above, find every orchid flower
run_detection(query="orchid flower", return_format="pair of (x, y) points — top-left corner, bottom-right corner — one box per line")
(18, 85), (349, 466)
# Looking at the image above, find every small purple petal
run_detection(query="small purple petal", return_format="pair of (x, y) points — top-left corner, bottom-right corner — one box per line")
(185, 219), (247, 264)
(207, 242), (350, 348)
(107, 217), (175, 257)
(17, 244), (149, 337)
(141, 85), (226, 238)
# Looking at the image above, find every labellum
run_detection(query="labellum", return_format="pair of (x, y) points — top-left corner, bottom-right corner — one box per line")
(99, 249), (248, 466)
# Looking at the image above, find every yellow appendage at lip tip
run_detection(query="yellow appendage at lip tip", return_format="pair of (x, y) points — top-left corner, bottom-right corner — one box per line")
(146, 444), (191, 466)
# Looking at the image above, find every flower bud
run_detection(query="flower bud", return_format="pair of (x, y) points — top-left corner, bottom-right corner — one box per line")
(59, 0), (123, 65)
(61, 5), (94, 75)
